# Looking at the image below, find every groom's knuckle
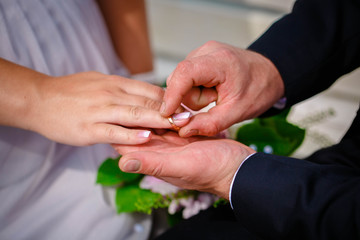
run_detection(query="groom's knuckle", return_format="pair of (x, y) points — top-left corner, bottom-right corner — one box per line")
(176, 60), (193, 75)
(203, 40), (219, 48)
(205, 120), (220, 136)
(148, 162), (164, 177)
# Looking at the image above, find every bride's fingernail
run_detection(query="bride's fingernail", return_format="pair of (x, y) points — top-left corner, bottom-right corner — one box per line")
(172, 111), (191, 121)
(137, 131), (151, 138)
(122, 159), (140, 172)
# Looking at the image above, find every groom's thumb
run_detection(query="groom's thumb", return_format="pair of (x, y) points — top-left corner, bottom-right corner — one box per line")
(119, 151), (185, 178)
(119, 158), (142, 173)
(119, 152), (164, 176)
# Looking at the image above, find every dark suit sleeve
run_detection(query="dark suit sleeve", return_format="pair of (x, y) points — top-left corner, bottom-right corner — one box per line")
(248, 0), (360, 107)
(230, 0), (360, 239)
(231, 110), (360, 240)
(231, 152), (360, 240)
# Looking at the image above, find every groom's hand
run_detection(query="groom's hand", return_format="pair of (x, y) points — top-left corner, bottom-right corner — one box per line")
(160, 41), (284, 138)
(113, 132), (255, 199)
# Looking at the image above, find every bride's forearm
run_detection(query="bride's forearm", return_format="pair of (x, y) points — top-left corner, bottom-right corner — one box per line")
(0, 58), (48, 131)
(0, 58), (188, 145)
(97, 0), (153, 75)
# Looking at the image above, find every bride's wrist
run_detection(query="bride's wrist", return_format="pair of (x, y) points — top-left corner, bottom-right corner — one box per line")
(19, 74), (52, 133)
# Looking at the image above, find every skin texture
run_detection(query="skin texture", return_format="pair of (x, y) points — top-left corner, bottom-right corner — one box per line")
(0, 1), (193, 146)
(0, 59), (191, 146)
(97, 0), (153, 75)
(160, 41), (284, 138)
(114, 41), (284, 199)
(114, 131), (255, 199)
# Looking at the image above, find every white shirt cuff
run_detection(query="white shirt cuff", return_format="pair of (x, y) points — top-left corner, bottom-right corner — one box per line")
(229, 152), (256, 209)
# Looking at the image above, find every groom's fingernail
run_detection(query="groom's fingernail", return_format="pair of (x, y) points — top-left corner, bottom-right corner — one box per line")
(160, 102), (166, 114)
(122, 159), (140, 172)
(184, 129), (199, 137)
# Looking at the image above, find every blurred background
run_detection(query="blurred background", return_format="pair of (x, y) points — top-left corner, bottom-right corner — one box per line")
(145, 0), (360, 158)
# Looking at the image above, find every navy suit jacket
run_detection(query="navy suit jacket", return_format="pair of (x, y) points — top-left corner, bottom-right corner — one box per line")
(230, 0), (360, 239)
(157, 0), (360, 239)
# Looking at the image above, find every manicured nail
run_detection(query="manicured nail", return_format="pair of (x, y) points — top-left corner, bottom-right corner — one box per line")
(122, 159), (141, 172)
(160, 102), (166, 114)
(137, 130), (151, 138)
(172, 111), (191, 120)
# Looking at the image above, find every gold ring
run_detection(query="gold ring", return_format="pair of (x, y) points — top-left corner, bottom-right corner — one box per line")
(168, 116), (181, 131)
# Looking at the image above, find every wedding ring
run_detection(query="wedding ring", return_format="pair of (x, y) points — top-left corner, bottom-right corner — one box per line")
(168, 116), (181, 131)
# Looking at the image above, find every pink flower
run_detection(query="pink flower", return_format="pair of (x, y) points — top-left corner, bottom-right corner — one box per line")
(168, 193), (218, 219)
(140, 177), (219, 219)
(140, 175), (180, 195)
(168, 199), (181, 215)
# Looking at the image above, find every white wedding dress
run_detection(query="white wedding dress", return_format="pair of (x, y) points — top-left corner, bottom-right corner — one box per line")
(0, 0), (152, 239)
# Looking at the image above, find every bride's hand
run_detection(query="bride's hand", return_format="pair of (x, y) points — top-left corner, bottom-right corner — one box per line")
(27, 72), (190, 146)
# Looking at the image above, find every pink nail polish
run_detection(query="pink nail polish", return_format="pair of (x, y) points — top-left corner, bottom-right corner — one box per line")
(138, 131), (151, 138)
(172, 111), (191, 120)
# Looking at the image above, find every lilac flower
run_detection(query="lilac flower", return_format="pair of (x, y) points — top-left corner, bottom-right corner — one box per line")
(197, 192), (218, 207)
(182, 197), (200, 219)
(168, 193), (218, 219)
(168, 199), (181, 215)
(140, 175), (180, 195)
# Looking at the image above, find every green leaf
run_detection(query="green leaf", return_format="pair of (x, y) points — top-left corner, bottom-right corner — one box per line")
(213, 198), (228, 208)
(115, 183), (164, 214)
(96, 156), (141, 186)
(273, 107), (291, 119)
(236, 115), (305, 156)
(161, 80), (167, 88)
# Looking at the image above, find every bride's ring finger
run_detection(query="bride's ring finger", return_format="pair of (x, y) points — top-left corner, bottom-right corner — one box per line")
(168, 116), (181, 131)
